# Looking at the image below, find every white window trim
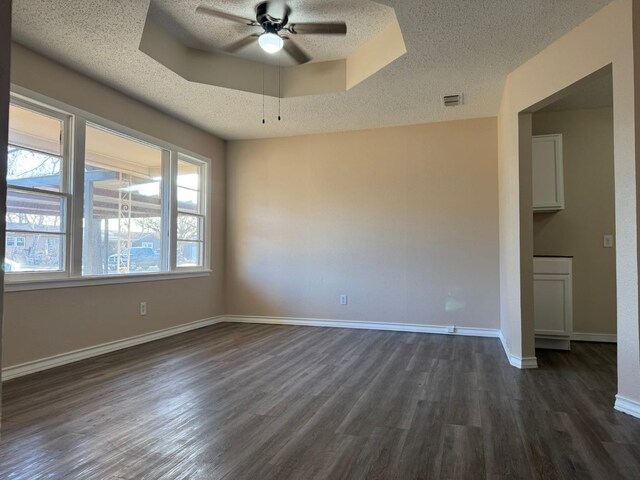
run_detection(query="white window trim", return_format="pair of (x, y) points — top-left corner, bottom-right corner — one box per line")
(5, 270), (213, 292)
(7, 96), (73, 280)
(7, 86), (213, 289)
(175, 154), (208, 270)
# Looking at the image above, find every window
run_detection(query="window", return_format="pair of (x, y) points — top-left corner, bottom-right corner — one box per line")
(82, 124), (165, 276)
(176, 157), (205, 268)
(5, 92), (210, 285)
(6, 101), (70, 274)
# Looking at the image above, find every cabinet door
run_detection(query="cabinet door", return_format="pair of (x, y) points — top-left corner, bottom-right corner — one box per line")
(533, 274), (573, 337)
(532, 134), (564, 212)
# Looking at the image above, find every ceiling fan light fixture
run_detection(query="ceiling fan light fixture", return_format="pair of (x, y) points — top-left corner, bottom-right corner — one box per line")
(258, 32), (284, 53)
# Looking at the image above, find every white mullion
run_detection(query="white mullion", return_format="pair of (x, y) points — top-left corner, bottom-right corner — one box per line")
(169, 151), (178, 271)
(177, 185), (199, 193)
(61, 112), (71, 277)
(70, 116), (86, 277)
(7, 143), (64, 160)
(160, 149), (171, 272)
(201, 159), (209, 270)
(5, 229), (65, 236)
(8, 184), (67, 198)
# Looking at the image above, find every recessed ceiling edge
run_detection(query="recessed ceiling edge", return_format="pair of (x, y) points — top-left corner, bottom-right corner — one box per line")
(138, 2), (406, 98)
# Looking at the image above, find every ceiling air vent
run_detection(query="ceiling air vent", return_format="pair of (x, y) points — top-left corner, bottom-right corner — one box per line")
(443, 94), (463, 107)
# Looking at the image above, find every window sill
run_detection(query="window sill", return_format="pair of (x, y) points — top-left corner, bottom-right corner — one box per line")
(5, 270), (212, 292)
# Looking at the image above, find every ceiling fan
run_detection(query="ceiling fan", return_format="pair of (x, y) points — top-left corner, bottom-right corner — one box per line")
(195, 1), (347, 65)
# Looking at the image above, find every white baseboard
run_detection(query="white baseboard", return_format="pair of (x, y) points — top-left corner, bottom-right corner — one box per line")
(228, 316), (534, 370)
(615, 394), (640, 419)
(223, 315), (501, 338)
(226, 316), (536, 368)
(571, 332), (617, 343)
(0, 314), (515, 381)
(2, 316), (225, 381)
(499, 332), (538, 369)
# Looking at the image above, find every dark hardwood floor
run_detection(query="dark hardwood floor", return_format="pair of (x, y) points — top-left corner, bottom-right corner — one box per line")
(1, 323), (639, 479)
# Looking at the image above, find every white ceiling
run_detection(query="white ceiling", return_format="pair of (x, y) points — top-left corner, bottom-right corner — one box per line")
(11, 0), (614, 140)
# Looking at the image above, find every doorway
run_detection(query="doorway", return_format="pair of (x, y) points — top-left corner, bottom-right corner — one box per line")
(521, 66), (618, 381)
(530, 69), (616, 355)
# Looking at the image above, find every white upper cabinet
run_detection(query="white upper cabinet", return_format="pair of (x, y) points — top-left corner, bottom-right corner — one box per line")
(532, 134), (564, 212)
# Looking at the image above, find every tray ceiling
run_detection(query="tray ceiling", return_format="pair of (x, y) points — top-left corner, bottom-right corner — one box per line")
(140, 1), (406, 97)
(150, 0), (395, 67)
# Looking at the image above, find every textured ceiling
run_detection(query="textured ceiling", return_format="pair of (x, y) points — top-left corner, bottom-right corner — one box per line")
(11, 0), (614, 140)
(150, 0), (395, 67)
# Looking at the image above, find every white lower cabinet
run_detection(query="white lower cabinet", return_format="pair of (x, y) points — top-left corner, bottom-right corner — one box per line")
(534, 257), (573, 350)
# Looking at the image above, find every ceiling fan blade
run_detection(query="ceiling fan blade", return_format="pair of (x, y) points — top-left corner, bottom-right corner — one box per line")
(196, 6), (256, 25)
(289, 23), (347, 35)
(282, 38), (311, 64)
(224, 35), (259, 53)
(264, 0), (290, 23)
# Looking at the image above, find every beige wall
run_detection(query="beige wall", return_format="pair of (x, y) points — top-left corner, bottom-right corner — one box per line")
(498, 0), (640, 406)
(226, 118), (500, 329)
(533, 108), (616, 335)
(3, 44), (226, 368)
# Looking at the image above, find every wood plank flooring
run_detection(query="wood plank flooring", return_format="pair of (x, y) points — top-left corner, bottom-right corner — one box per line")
(1, 323), (639, 479)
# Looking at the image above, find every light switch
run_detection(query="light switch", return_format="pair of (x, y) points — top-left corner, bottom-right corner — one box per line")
(604, 234), (614, 248)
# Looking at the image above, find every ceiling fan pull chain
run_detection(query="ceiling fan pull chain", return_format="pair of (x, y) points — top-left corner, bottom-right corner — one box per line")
(262, 64), (266, 124)
(278, 58), (282, 121)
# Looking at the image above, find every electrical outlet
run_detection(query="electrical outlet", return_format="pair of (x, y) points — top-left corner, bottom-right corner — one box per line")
(140, 302), (147, 316)
(340, 294), (348, 306)
(604, 234), (614, 248)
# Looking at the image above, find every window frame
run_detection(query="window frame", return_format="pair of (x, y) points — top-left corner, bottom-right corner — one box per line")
(6, 96), (73, 281)
(173, 154), (208, 272)
(6, 87), (212, 291)
(82, 121), (168, 277)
